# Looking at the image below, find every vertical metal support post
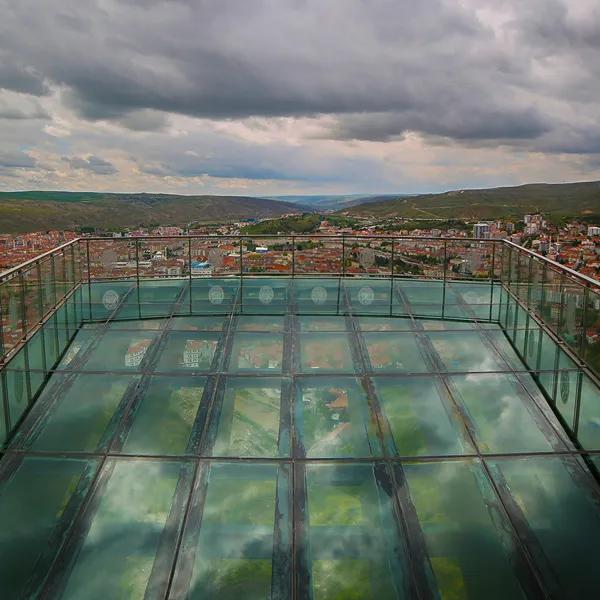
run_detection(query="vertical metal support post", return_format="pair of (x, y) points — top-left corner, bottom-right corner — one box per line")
(341, 235), (346, 277)
(35, 261), (47, 373)
(573, 369), (584, 436)
(188, 238), (193, 314)
(239, 237), (244, 310)
(579, 285), (589, 358)
(291, 235), (296, 278)
(18, 271), (32, 404)
(135, 239), (141, 320)
(489, 241), (496, 322)
(389, 238), (395, 317)
(86, 239), (92, 321)
(442, 240), (448, 319)
(134, 239), (141, 289)
(503, 246), (513, 329)
(0, 280), (5, 362)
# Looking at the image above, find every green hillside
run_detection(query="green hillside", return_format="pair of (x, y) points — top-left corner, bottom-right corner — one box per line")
(0, 192), (300, 233)
(342, 181), (600, 221)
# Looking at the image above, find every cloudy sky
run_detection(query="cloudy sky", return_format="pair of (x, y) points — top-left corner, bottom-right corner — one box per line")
(1, 0), (600, 195)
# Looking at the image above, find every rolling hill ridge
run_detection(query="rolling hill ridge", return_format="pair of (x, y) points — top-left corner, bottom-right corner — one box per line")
(342, 181), (600, 221)
(0, 192), (301, 233)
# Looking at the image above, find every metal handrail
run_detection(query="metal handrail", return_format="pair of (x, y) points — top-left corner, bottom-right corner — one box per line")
(503, 239), (600, 290)
(0, 238), (80, 283)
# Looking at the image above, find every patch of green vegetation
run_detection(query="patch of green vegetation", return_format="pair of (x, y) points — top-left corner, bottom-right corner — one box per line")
(0, 193), (300, 233)
(242, 213), (321, 234)
(309, 485), (364, 526)
(343, 180), (600, 221)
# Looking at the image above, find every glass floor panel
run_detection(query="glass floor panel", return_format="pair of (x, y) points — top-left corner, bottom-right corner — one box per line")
(1, 277), (600, 599)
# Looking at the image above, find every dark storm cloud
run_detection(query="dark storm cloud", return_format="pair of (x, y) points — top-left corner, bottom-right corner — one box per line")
(0, 151), (36, 168)
(0, 58), (49, 96)
(63, 155), (118, 175)
(0, 0), (598, 153)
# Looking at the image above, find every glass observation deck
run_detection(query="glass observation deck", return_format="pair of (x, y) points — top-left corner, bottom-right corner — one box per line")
(2, 235), (600, 599)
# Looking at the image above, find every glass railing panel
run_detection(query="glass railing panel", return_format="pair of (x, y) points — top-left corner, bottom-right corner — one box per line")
(21, 265), (42, 332)
(540, 266), (562, 333)
(393, 238), (445, 279)
(515, 252), (531, 303)
(293, 236), (343, 275)
(528, 257), (544, 317)
(241, 236), (292, 275)
(137, 236), (188, 280)
(582, 287), (600, 374)
(0, 273), (24, 357)
(344, 237), (392, 276)
(559, 273), (585, 355)
(87, 238), (137, 280)
(190, 236), (240, 276)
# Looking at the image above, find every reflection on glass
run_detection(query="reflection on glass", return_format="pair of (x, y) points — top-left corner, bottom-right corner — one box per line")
(156, 332), (219, 372)
(305, 463), (409, 599)
(229, 333), (283, 373)
(170, 315), (227, 331)
(364, 332), (429, 372)
(122, 376), (205, 455)
(428, 332), (506, 372)
(299, 316), (347, 332)
(211, 378), (285, 457)
(577, 373), (600, 450)
(173, 462), (287, 599)
(358, 316), (413, 331)
(27, 374), (138, 452)
(0, 457), (98, 598)
(60, 460), (190, 599)
(449, 374), (558, 453)
(489, 456), (600, 597)
(83, 331), (158, 371)
(295, 377), (379, 457)
(236, 315), (284, 332)
(403, 460), (527, 599)
(373, 376), (470, 456)
(300, 333), (354, 373)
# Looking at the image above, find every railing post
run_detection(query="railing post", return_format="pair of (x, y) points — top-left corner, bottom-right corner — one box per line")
(35, 260), (47, 373)
(489, 242), (496, 322)
(18, 270), (32, 404)
(135, 239), (140, 288)
(291, 235), (295, 277)
(342, 235), (346, 277)
(86, 239), (92, 321)
(188, 237), (192, 314)
(442, 240), (448, 319)
(239, 236), (244, 309)
(389, 238), (395, 316)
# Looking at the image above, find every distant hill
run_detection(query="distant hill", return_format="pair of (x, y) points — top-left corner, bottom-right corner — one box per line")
(0, 191), (300, 233)
(342, 181), (600, 221)
(267, 194), (409, 211)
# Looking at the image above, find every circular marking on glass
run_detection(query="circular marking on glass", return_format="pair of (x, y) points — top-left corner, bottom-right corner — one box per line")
(311, 285), (328, 305)
(208, 285), (225, 305)
(560, 370), (570, 405)
(357, 286), (375, 306)
(259, 285), (274, 305)
(102, 290), (120, 311)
